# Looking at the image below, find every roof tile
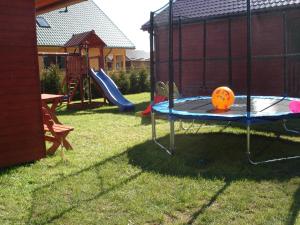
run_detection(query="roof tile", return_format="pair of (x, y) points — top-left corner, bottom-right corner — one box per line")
(142, 0), (300, 29)
(37, 0), (135, 49)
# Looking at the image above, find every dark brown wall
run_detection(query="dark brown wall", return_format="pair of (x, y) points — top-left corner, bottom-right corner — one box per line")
(154, 9), (300, 97)
(0, 0), (46, 167)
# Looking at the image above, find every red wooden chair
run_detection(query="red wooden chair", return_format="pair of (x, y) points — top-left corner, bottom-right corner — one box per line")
(42, 107), (74, 155)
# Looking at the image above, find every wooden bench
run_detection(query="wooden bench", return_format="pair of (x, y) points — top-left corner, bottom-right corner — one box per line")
(42, 107), (74, 155)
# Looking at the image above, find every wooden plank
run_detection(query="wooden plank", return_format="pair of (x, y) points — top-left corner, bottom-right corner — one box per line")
(0, 0), (45, 168)
(0, 147), (45, 168)
(36, 0), (86, 14)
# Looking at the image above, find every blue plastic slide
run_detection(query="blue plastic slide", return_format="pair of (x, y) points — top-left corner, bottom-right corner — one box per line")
(89, 69), (134, 111)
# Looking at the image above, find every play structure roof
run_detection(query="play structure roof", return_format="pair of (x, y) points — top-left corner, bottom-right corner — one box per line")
(64, 30), (106, 47)
(142, 0), (300, 30)
(37, 0), (135, 49)
(36, 0), (86, 14)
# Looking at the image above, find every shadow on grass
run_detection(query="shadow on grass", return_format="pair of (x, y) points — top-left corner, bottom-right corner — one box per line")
(55, 101), (149, 117)
(186, 180), (231, 224)
(25, 131), (300, 225)
(128, 132), (300, 179)
(127, 132), (300, 224)
(286, 186), (300, 225)
(181, 118), (300, 138)
(26, 151), (142, 225)
(0, 163), (35, 176)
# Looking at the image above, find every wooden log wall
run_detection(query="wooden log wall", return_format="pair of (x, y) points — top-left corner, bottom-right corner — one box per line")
(0, 0), (46, 167)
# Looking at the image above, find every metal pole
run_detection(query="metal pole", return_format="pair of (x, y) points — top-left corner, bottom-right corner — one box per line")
(203, 20), (207, 88)
(178, 16), (183, 94)
(168, 0), (175, 154)
(168, 0), (174, 108)
(228, 18), (233, 87)
(246, 0), (252, 116)
(170, 119), (175, 153)
(151, 112), (156, 140)
(283, 11), (288, 96)
(246, 0), (253, 164)
(150, 12), (155, 102)
(247, 124), (251, 157)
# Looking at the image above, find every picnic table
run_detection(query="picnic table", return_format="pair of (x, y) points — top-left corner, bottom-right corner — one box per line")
(41, 94), (74, 155)
(41, 94), (63, 124)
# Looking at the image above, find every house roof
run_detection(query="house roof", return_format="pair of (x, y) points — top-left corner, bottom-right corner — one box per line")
(126, 50), (150, 61)
(37, 0), (135, 49)
(64, 30), (106, 47)
(36, 0), (86, 14)
(142, 0), (300, 30)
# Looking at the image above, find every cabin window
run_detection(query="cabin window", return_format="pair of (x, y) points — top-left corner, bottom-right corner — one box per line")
(57, 56), (66, 69)
(43, 55), (65, 69)
(36, 17), (51, 28)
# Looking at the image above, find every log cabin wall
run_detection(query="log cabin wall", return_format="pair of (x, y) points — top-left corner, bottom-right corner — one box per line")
(0, 0), (46, 167)
(154, 9), (300, 97)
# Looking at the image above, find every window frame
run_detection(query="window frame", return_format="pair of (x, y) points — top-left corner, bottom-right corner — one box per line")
(36, 17), (51, 28)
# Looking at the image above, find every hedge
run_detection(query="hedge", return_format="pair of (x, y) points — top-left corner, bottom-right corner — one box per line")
(41, 67), (150, 97)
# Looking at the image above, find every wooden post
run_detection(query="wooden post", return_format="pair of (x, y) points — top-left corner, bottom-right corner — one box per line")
(99, 47), (104, 69)
(87, 46), (92, 104)
(113, 54), (117, 71)
(98, 47), (102, 70)
(122, 54), (126, 71)
(79, 46), (84, 105)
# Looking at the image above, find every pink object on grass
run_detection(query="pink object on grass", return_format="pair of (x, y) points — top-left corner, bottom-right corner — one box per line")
(289, 100), (300, 113)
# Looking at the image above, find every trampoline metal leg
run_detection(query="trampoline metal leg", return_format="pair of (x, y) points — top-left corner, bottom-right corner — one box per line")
(152, 112), (173, 155)
(179, 120), (194, 131)
(219, 121), (232, 132)
(247, 123), (300, 165)
(283, 119), (300, 134)
(151, 112), (156, 140)
(170, 119), (175, 153)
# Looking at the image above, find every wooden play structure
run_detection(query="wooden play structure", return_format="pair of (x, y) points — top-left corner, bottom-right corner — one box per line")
(63, 30), (106, 108)
(0, 0), (85, 168)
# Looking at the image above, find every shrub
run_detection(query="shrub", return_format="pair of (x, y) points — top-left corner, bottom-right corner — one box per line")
(138, 69), (150, 92)
(118, 71), (130, 94)
(40, 65), (62, 94)
(110, 71), (120, 87)
(129, 70), (140, 93)
(107, 69), (150, 94)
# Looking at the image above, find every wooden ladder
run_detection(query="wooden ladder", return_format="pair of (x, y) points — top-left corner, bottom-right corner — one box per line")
(67, 77), (80, 104)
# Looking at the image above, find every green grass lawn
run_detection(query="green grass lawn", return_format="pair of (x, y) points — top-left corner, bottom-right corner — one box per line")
(0, 92), (299, 225)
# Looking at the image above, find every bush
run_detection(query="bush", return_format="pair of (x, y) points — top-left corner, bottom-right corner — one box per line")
(118, 71), (130, 94)
(129, 71), (140, 93)
(110, 71), (120, 87)
(40, 65), (62, 94)
(107, 69), (150, 95)
(138, 69), (150, 92)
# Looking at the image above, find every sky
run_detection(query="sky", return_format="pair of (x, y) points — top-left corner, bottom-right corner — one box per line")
(93, 0), (168, 52)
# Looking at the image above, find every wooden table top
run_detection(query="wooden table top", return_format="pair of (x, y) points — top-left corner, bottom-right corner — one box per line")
(41, 94), (64, 101)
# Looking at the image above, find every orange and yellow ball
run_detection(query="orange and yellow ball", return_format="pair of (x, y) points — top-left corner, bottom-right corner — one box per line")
(211, 86), (235, 110)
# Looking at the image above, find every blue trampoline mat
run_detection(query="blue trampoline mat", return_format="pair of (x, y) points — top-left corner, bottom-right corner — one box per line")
(153, 96), (300, 123)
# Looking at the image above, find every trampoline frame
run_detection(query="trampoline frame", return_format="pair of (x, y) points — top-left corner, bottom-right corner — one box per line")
(149, 0), (300, 164)
(151, 111), (300, 165)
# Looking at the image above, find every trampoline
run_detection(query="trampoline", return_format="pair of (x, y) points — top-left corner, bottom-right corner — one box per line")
(153, 96), (300, 123)
(147, 0), (300, 164)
